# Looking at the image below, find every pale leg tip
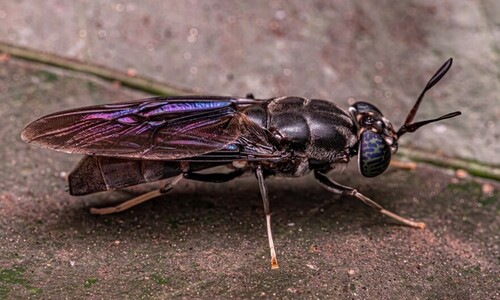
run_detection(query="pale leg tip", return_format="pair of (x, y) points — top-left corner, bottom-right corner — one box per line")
(90, 206), (116, 215)
(415, 222), (426, 229)
(271, 258), (279, 269)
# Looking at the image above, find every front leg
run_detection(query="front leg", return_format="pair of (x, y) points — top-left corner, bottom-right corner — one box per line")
(314, 171), (426, 229)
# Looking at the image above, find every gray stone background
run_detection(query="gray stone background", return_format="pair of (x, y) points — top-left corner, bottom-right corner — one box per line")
(0, 0), (498, 164)
(0, 1), (498, 299)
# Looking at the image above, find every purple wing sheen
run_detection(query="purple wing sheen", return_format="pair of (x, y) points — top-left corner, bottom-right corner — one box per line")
(21, 96), (262, 160)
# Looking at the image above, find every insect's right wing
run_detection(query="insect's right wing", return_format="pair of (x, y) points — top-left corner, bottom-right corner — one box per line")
(21, 96), (272, 160)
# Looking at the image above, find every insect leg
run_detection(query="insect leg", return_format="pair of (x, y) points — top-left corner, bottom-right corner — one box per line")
(183, 169), (245, 183)
(256, 166), (279, 269)
(314, 171), (426, 229)
(90, 174), (184, 215)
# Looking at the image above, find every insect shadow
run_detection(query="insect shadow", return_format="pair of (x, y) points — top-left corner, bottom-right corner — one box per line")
(78, 172), (409, 235)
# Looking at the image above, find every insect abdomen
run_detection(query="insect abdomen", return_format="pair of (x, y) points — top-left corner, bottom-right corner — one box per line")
(68, 156), (229, 196)
(68, 156), (183, 195)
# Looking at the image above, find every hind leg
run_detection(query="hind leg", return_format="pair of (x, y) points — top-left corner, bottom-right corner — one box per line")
(90, 174), (184, 215)
(90, 169), (246, 215)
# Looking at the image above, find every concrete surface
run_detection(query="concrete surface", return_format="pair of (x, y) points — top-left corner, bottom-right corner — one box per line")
(0, 0), (498, 164)
(0, 1), (499, 299)
(0, 56), (499, 299)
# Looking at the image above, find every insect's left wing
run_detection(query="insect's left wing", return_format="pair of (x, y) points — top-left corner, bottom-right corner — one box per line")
(21, 96), (263, 160)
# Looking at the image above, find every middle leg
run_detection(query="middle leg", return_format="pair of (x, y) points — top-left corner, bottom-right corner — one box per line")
(256, 165), (279, 269)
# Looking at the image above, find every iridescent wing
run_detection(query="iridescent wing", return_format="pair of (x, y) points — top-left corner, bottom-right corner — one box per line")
(21, 96), (265, 160)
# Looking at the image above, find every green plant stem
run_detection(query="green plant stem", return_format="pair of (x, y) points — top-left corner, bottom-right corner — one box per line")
(1, 42), (498, 182)
(0, 42), (187, 96)
(397, 148), (500, 181)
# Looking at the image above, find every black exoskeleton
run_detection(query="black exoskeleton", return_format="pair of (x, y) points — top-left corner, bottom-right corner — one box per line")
(22, 59), (461, 269)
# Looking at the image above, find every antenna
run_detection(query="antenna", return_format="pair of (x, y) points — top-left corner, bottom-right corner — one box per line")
(397, 58), (461, 138)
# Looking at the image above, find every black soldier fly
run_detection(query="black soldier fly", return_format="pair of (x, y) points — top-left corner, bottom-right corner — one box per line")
(21, 58), (460, 269)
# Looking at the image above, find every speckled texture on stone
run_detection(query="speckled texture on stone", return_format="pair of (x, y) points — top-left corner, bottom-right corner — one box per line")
(0, 1), (498, 164)
(0, 58), (498, 299)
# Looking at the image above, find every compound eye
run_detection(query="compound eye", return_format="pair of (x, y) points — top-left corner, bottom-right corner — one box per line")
(359, 131), (391, 177)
